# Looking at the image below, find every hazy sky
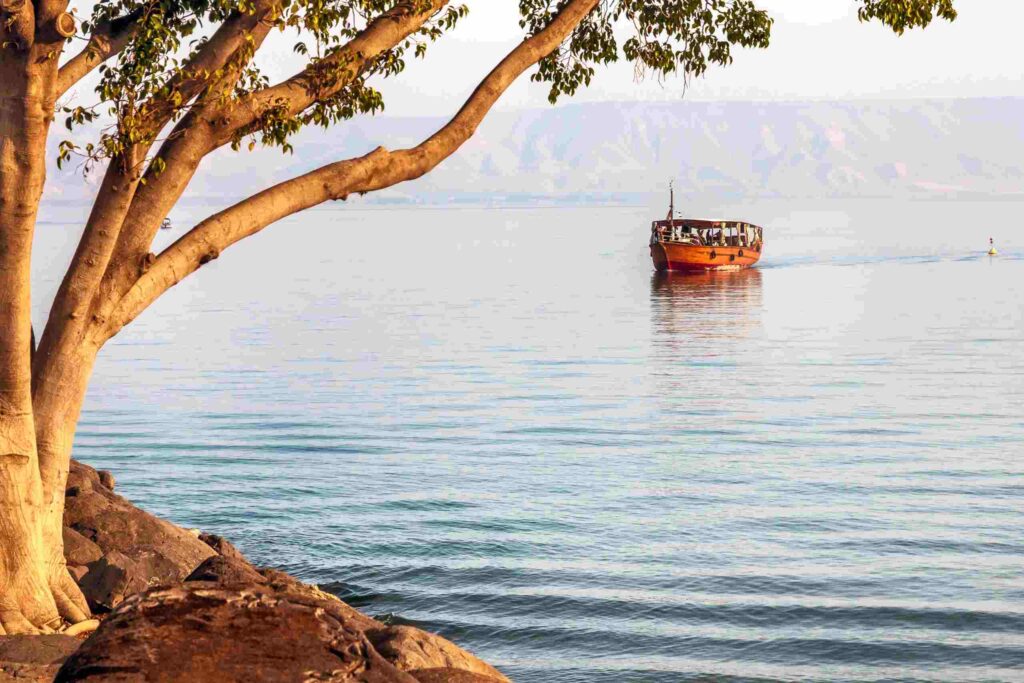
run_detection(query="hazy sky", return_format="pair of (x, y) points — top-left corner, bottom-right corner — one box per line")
(63, 1), (1024, 117)
(372, 0), (1024, 116)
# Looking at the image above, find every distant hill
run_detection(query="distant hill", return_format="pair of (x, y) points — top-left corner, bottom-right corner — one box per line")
(45, 98), (1024, 205)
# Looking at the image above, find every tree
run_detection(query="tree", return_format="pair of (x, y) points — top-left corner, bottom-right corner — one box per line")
(0, 0), (956, 633)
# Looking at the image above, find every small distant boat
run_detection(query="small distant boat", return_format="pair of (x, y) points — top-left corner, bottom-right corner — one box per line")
(649, 185), (763, 272)
(988, 237), (998, 256)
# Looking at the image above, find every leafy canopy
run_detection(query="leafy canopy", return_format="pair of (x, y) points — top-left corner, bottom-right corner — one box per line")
(858, 0), (956, 34)
(61, 1), (468, 169)
(59, 0), (957, 168)
(519, 0), (958, 104)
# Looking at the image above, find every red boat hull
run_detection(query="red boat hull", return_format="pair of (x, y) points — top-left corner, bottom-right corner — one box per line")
(651, 242), (761, 272)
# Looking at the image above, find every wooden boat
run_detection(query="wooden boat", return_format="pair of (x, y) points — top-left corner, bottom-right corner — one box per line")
(649, 187), (763, 272)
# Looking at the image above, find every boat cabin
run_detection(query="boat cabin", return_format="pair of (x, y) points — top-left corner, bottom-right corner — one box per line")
(650, 219), (762, 250)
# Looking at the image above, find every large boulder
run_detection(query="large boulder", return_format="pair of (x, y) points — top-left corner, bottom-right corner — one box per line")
(62, 527), (102, 567)
(75, 551), (137, 612)
(367, 626), (509, 682)
(410, 671), (508, 683)
(185, 553), (266, 585)
(185, 532), (270, 585)
(56, 583), (508, 683)
(197, 533), (248, 563)
(75, 549), (188, 613)
(0, 635), (80, 683)
(64, 461), (215, 610)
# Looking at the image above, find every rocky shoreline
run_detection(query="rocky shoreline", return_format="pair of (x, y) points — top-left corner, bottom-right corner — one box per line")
(0, 461), (507, 682)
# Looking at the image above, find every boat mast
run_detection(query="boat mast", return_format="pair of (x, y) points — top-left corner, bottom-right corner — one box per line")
(666, 181), (674, 221)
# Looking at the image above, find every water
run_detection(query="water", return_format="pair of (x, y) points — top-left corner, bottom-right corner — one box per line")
(36, 199), (1024, 681)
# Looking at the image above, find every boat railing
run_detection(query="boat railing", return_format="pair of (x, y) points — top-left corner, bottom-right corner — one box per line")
(651, 221), (762, 250)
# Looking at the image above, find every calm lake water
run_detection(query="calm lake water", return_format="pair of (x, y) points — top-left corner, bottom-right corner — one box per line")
(36, 199), (1024, 682)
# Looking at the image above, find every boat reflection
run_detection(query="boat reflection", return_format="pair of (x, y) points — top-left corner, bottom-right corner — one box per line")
(650, 269), (764, 361)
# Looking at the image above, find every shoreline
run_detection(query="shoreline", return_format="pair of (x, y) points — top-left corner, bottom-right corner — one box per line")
(0, 460), (507, 682)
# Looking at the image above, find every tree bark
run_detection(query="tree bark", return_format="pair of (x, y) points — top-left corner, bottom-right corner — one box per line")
(1, 0), (91, 626)
(29, 346), (95, 626)
(0, 46), (87, 633)
(55, 10), (142, 99)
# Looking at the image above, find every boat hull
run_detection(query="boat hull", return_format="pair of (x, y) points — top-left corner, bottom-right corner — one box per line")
(651, 242), (761, 272)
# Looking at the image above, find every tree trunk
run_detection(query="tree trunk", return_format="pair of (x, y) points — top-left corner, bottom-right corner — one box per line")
(0, 52), (60, 634)
(32, 345), (97, 625)
(0, 49), (90, 633)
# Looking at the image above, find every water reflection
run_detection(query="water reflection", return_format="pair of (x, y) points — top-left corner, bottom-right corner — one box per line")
(650, 269), (764, 355)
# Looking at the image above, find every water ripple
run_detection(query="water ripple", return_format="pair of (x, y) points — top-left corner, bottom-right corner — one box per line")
(67, 204), (1024, 682)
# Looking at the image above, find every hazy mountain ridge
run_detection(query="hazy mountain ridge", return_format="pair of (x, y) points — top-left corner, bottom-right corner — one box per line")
(46, 98), (1024, 205)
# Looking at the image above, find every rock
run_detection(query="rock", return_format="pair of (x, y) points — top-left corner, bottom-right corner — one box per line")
(186, 554), (266, 585)
(76, 551), (137, 612)
(55, 463), (506, 682)
(66, 461), (101, 494)
(257, 566), (300, 586)
(0, 635), (80, 663)
(57, 583), (508, 683)
(0, 635), (79, 683)
(62, 527), (102, 567)
(411, 669), (508, 683)
(64, 461), (215, 591)
(367, 626), (510, 682)
(56, 583), (420, 682)
(78, 546), (196, 612)
(97, 470), (115, 490)
(189, 533), (268, 585)
(198, 533), (248, 563)
(256, 567), (364, 611)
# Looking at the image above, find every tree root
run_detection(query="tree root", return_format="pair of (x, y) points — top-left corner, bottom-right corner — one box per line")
(62, 618), (100, 636)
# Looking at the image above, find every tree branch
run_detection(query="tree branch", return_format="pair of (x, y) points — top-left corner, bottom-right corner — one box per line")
(135, 3), (279, 138)
(35, 3), (280, 384)
(55, 10), (142, 99)
(0, 0), (35, 51)
(101, 0), (600, 340)
(212, 0), (450, 148)
(89, 0), (450, 320)
(88, 19), (283, 324)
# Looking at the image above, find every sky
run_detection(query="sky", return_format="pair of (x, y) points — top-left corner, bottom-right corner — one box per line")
(366, 0), (1024, 116)
(62, 1), (1024, 118)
